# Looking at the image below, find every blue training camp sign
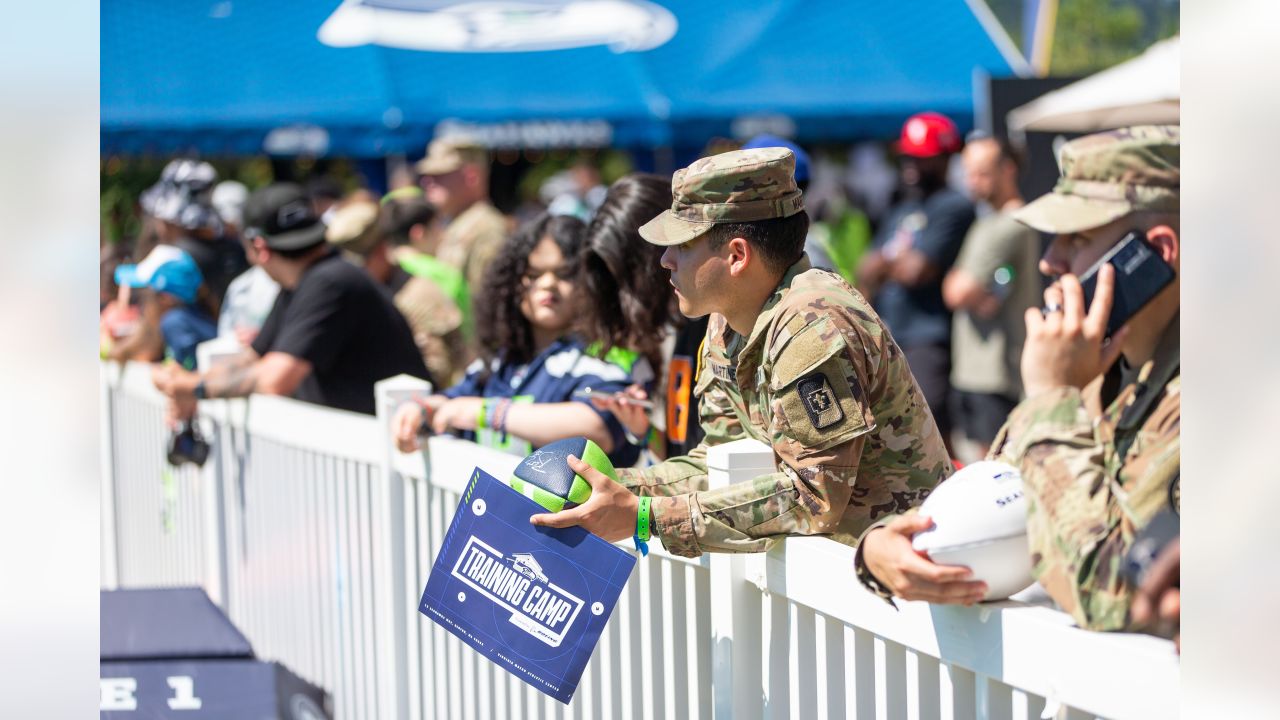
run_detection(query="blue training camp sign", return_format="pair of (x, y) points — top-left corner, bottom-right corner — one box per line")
(420, 468), (636, 704)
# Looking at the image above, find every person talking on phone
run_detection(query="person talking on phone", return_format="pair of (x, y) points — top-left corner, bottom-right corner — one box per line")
(984, 126), (1180, 633)
(856, 127), (1181, 625)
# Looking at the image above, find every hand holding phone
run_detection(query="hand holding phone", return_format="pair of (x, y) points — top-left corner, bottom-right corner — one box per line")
(574, 388), (654, 410)
(1022, 231), (1171, 396)
(1076, 230), (1176, 338)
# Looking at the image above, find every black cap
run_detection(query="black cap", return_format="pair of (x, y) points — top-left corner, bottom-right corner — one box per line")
(244, 183), (327, 251)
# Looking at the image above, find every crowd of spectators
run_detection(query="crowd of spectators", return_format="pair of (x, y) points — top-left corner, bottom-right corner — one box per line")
(102, 119), (1179, 643)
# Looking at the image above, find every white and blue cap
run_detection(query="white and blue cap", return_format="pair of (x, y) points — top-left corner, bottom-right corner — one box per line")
(114, 245), (204, 304)
(740, 134), (810, 184)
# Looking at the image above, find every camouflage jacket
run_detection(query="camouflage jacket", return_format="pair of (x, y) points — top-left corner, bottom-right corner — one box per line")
(991, 314), (1180, 630)
(436, 200), (507, 293)
(394, 275), (470, 388)
(619, 256), (952, 557)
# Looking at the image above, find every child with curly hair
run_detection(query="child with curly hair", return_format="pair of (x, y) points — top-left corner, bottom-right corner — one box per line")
(393, 212), (640, 467)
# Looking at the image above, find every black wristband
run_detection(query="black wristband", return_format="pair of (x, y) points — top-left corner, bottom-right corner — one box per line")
(193, 379), (208, 400)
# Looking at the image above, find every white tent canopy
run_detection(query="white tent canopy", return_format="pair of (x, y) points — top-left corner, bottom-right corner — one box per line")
(1008, 36), (1179, 133)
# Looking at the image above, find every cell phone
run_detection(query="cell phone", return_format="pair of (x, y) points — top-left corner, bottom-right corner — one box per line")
(574, 389), (655, 410)
(1078, 230), (1176, 338)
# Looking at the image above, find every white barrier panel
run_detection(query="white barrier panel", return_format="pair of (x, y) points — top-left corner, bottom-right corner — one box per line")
(381, 375), (715, 720)
(101, 364), (1179, 720)
(100, 364), (214, 592)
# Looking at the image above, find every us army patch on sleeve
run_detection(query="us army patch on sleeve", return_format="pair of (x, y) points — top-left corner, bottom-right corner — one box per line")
(796, 373), (844, 429)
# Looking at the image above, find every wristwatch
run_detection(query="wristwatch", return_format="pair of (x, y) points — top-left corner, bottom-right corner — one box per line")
(193, 379), (208, 400)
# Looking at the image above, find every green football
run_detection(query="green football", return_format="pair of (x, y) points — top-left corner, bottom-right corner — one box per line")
(508, 437), (617, 512)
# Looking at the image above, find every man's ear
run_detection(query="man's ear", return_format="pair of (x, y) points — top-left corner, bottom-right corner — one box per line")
(1146, 225), (1179, 271)
(725, 236), (752, 277)
(252, 237), (270, 263)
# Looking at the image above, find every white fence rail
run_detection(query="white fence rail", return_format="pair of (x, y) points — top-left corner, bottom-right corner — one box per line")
(101, 362), (1178, 719)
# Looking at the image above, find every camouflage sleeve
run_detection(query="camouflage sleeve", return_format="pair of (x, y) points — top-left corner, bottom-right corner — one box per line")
(652, 456), (867, 557)
(653, 314), (877, 558)
(617, 445), (709, 497)
(991, 386), (1177, 631)
(395, 278), (467, 388)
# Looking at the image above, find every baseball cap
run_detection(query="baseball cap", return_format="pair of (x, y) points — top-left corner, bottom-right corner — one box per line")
(740, 134), (810, 183)
(147, 185), (224, 232)
(415, 137), (489, 176)
(211, 180), (249, 228)
(1011, 125), (1180, 235)
(897, 112), (962, 158)
(114, 245), (204, 304)
(141, 159), (219, 215)
(243, 183), (328, 251)
(638, 147), (805, 247)
(325, 201), (383, 259)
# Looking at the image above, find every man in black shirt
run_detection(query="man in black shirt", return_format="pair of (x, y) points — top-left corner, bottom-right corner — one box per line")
(154, 183), (431, 418)
(857, 112), (975, 454)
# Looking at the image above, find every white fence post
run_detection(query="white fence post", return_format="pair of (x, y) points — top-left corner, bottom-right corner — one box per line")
(195, 337), (245, 609)
(374, 374), (433, 720)
(707, 438), (776, 720)
(197, 405), (229, 607)
(100, 364), (120, 590)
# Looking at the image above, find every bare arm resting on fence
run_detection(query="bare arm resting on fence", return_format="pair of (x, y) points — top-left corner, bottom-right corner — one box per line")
(392, 395), (618, 453)
(153, 347), (313, 422)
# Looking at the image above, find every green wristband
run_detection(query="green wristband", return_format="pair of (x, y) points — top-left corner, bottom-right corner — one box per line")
(476, 399), (489, 430)
(636, 497), (652, 543)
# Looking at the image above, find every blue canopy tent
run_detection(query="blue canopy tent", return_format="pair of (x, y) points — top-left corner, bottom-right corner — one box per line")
(102, 0), (1025, 157)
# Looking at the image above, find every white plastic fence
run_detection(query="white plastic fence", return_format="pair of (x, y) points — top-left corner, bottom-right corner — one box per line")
(101, 362), (1179, 719)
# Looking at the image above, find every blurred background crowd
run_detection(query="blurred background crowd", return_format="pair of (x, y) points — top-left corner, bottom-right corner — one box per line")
(99, 0), (1179, 468)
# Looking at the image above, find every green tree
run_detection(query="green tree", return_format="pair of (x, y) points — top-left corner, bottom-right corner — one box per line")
(1048, 0), (1178, 75)
(982, 0), (1179, 76)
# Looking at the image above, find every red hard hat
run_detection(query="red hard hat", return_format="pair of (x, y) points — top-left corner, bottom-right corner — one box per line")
(897, 112), (962, 158)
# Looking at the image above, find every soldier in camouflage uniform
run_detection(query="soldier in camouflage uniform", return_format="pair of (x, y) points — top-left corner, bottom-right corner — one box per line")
(983, 126), (1180, 632)
(531, 148), (953, 560)
(417, 137), (509, 293)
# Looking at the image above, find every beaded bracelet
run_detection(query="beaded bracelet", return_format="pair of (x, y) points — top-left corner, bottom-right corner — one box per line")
(493, 398), (513, 433)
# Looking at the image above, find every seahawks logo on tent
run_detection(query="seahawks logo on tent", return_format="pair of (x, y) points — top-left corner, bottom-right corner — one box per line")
(318, 0), (677, 53)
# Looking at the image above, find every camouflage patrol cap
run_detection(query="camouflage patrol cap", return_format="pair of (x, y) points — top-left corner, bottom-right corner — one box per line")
(639, 147), (805, 246)
(415, 136), (489, 176)
(325, 201), (382, 259)
(1012, 125), (1179, 235)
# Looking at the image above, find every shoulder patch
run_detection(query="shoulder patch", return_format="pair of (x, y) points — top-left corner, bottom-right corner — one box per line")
(796, 372), (844, 429)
